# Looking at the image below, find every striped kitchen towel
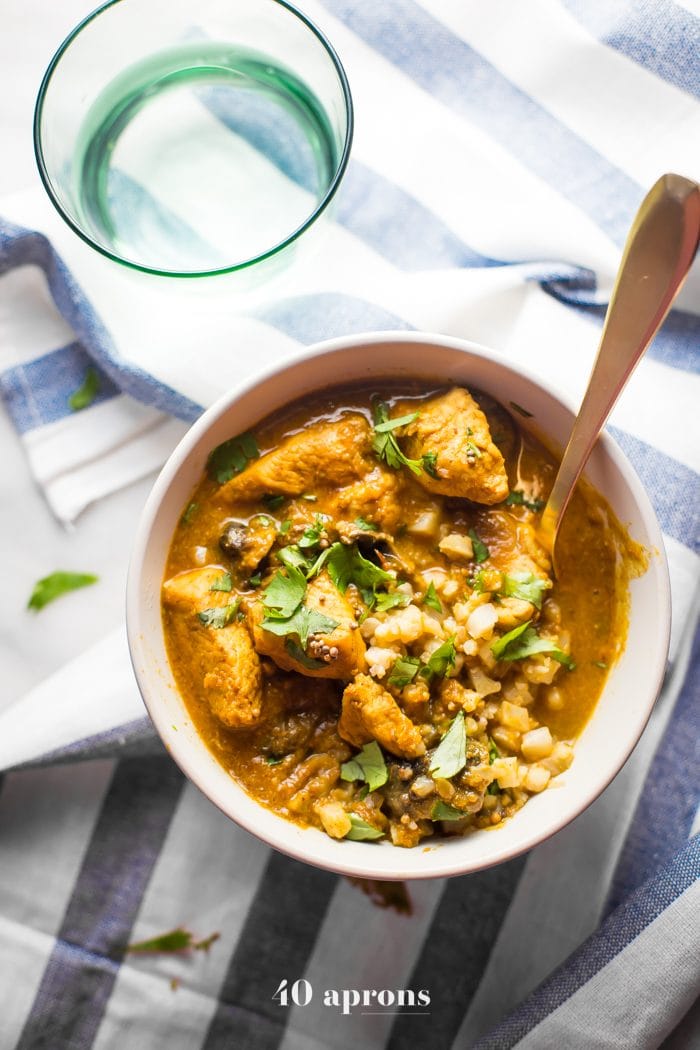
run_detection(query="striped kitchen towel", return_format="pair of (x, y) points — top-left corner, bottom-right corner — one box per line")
(0, 1), (698, 1048)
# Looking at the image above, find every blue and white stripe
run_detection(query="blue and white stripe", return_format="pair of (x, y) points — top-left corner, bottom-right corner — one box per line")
(0, 1), (698, 1047)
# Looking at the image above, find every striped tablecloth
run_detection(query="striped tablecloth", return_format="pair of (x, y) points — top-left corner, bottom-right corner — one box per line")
(0, 2), (698, 1048)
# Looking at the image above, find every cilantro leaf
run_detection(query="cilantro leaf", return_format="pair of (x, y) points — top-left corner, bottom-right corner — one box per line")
(324, 542), (392, 606)
(266, 755), (283, 765)
(262, 566), (306, 618)
(488, 737), (500, 764)
(371, 399), (423, 475)
(468, 528), (490, 564)
(501, 572), (549, 609)
(387, 656), (422, 689)
(262, 493), (285, 511)
(210, 572), (232, 593)
(345, 814), (385, 841)
(354, 516), (377, 531)
(374, 591), (410, 613)
(423, 581), (443, 612)
(465, 441), (482, 459)
(27, 571), (98, 611)
(299, 515), (328, 549)
(504, 490), (545, 513)
(431, 800), (467, 821)
(277, 544), (312, 574)
(491, 620), (573, 667)
(423, 636), (457, 678)
(127, 928), (220, 954)
(207, 432), (259, 484)
(181, 501), (198, 524)
(197, 601), (240, 628)
(68, 367), (100, 411)
(340, 741), (388, 792)
(509, 401), (533, 418)
(248, 572), (262, 587)
(429, 711), (467, 780)
(278, 519), (292, 536)
(422, 451), (439, 478)
(261, 605), (339, 649)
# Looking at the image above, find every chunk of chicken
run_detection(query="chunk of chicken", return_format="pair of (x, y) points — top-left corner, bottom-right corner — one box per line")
(402, 388), (509, 504)
(162, 567), (262, 728)
(339, 674), (426, 759)
(248, 572), (366, 679)
(220, 415), (372, 502)
(332, 464), (404, 531)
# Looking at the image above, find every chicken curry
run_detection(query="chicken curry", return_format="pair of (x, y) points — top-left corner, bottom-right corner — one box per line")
(162, 383), (633, 848)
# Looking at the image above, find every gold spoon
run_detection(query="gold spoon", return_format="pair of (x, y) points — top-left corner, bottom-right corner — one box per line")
(539, 173), (700, 574)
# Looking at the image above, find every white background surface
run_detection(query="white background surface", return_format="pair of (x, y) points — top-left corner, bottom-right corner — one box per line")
(1, 0), (158, 706)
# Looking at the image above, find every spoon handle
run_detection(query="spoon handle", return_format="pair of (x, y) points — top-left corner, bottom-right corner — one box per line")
(540, 173), (700, 551)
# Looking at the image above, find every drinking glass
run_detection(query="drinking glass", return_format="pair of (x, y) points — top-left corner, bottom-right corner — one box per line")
(34, 0), (353, 279)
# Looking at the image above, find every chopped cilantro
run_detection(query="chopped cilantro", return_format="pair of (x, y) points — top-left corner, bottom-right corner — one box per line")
(127, 928), (220, 954)
(261, 605), (339, 649)
(387, 656), (422, 689)
(324, 542), (392, 607)
(488, 737), (500, 764)
(262, 493), (285, 511)
(487, 782), (501, 796)
(431, 800), (466, 821)
(371, 399), (423, 475)
(27, 571), (98, 611)
(429, 712), (467, 780)
(299, 515), (328, 548)
(504, 490), (545, 513)
(181, 501), (198, 524)
(278, 519), (292, 535)
(423, 636), (457, 678)
(248, 572), (262, 587)
(207, 432), (259, 484)
(501, 572), (549, 609)
(266, 755), (283, 766)
(345, 814), (385, 841)
(465, 441), (482, 459)
(423, 581), (443, 613)
(374, 591), (410, 613)
(284, 638), (328, 669)
(354, 516), (377, 531)
(468, 528), (490, 564)
(277, 545), (312, 573)
(491, 620), (574, 667)
(197, 601), (240, 628)
(262, 566), (306, 618)
(340, 741), (388, 792)
(594, 660), (608, 669)
(68, 367), (100, 411)
(509, 401), (533, 418)
(210, 572), (232, 593)
(422, 452), (439, 478)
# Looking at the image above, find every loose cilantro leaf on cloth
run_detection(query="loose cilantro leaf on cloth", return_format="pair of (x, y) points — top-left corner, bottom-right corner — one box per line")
(468, 528), (490, 564)
(491, 620), (574, 667)
(324, 542), (392, 606)
(261, 605), (339, 649)
(432, 800), (466, 821)
(422, 452), (439, 478)
(262, 493), (285, 511)
(207, 432), (259, 484)
(387, 656), (422, 689)
(501, 572), (549, 609)
(423, 581), (443, 612)
(429, 711), (467, 780)
(27, 571), (98, 611)
(345, 815), (385, 841)
(210, 572), (232, 593)
(262, 566), (306, 618)
(340, 741), (388, 792)
(509, 401), (533, 418)
(127, 928), (220, 954)
(371, 400), (423, 475)
(374, 591), (410, 613)
(181, 501), (198, 524)
(504, 490), (545, 513)
(68, 367), (100, 411)
(197, 601), (240, 628)
(423, 636), (457, 678)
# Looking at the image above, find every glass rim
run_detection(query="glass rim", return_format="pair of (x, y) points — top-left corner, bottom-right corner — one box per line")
(33, 0), (354, 279)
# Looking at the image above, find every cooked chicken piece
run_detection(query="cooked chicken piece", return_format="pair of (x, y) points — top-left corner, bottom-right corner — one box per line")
(339, 674), (426, 759)
(219, 515), (277, 574)
(402, 388), (509, 504)
(162, 567), (262, 729)
(332, 464), (404, 531)
(220, 415), (372, 502)
(248, 572), (366, 679)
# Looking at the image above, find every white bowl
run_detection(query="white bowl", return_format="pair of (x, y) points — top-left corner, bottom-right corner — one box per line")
(126, 332), (670, 880)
